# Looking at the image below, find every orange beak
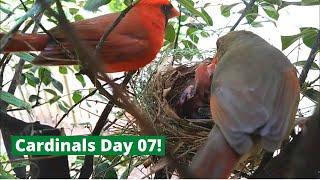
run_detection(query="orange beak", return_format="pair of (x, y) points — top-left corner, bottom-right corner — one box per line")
(168, 6), (180, 19)
(211, 56), (218, 64)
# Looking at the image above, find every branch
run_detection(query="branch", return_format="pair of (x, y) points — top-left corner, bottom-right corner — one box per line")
(78, 72), (134, 179)
(230, 0), (257, 31)
(299, 31), (320, 86)
(95, 4), (134, 54)
(55, 89), (98, 128)
(172, 4), (182, 65)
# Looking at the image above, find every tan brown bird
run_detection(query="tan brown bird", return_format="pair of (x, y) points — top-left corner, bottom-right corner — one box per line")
(190, 31), (300, 178)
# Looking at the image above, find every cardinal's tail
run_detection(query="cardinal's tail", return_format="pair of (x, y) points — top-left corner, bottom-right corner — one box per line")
(0, 33), (49, 52)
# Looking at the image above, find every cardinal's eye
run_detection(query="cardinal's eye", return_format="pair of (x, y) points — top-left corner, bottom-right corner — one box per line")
(161, 4), (173, 15)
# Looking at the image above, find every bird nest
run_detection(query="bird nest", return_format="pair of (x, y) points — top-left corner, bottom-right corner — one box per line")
(140, 61), (264, 176)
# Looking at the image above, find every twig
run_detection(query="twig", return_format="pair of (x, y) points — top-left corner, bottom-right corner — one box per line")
(299, 31), (320, 86)
(78, 72), (134, 179)
(0, 3), (22, 25)
(172, 4), (182, 65)
(0, 55), (11, 90)
(95, 4), (134, 54)
(55, 89), (98, 128)
(230, 0), (257, 31)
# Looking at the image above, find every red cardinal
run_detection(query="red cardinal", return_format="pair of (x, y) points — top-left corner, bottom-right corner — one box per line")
(0, 0), (179, 73)
(189, 31), (300, 178)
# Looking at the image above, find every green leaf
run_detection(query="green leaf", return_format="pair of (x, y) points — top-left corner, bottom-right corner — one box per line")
(38, 68), (52, 86)
(29, 94), (41, 102)
(300, 27), (318, 48)
(13, 52), (35, 62)
(281, 27), (319, 50)
(108, 0), (126, 12)
(58, 102), (69, 113)
(303, 88), (320, 103)
(301, 0), (320, 5)
(72, 91), (82, 104)
(44, 89), (58, 96)
(182, 40), (197, 49)
(59, 66), (68, 74)
(245, 4), (258, 24)
(262, 4), (279, 20)
(180, 15), (188, 22)
(93, 162), (117, 179)
(84, 0), (112, 11)
(281, 34), (301, 50)
(263, 0), (282, 5)
(294, 60), (320, 70)
(25, 72), (40, 87)
(69, 8), (79, 15)
(49, 95), (61, 104)
(251, 21), (263, 27)
(220, 3), (239, 17)
(179, 0), (212, 25)
(201, 8), (213, 26)
(74, 14), (84, 21)
(187, 27), (199, 43)
(165, 23), (176, 43)
(52, 79), (64, 93)
(76, 74), (86, 87)
(0, 6), (11, 14)
(0, 90), (31, 110)
(23, 64), (33, 69)
(200, 31), (210, 37)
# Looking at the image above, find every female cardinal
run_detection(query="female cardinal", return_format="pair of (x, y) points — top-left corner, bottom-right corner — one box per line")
(189, 31), (300, 178)
(0, 0), (179, 73)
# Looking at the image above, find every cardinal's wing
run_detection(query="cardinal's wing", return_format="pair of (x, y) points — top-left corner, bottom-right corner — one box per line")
(210, 57), (299, 155)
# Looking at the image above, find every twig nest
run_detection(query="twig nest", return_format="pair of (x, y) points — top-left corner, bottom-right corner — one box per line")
(141, 60), (264, 175)
(142, 60), (213, 164)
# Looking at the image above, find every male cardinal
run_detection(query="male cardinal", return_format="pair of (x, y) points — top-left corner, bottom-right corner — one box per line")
(188, 31), (300, 178)
(0, 0), (179, 72)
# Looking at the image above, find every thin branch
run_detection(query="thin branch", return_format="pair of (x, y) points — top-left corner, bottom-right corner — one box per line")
(299, 31), (320, 86)
(95, 4), (134, 54)
(55, 89), (98, 128)
(78, 72), (135, 179)
(0, 55), (11, 89)
(0, 3), (22, 25)
(230, 0), (257, 31)
(172, 4), (182, 65)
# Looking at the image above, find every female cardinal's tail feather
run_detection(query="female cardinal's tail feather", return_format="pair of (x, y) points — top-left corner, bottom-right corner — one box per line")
(0, 33), (49, 52)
